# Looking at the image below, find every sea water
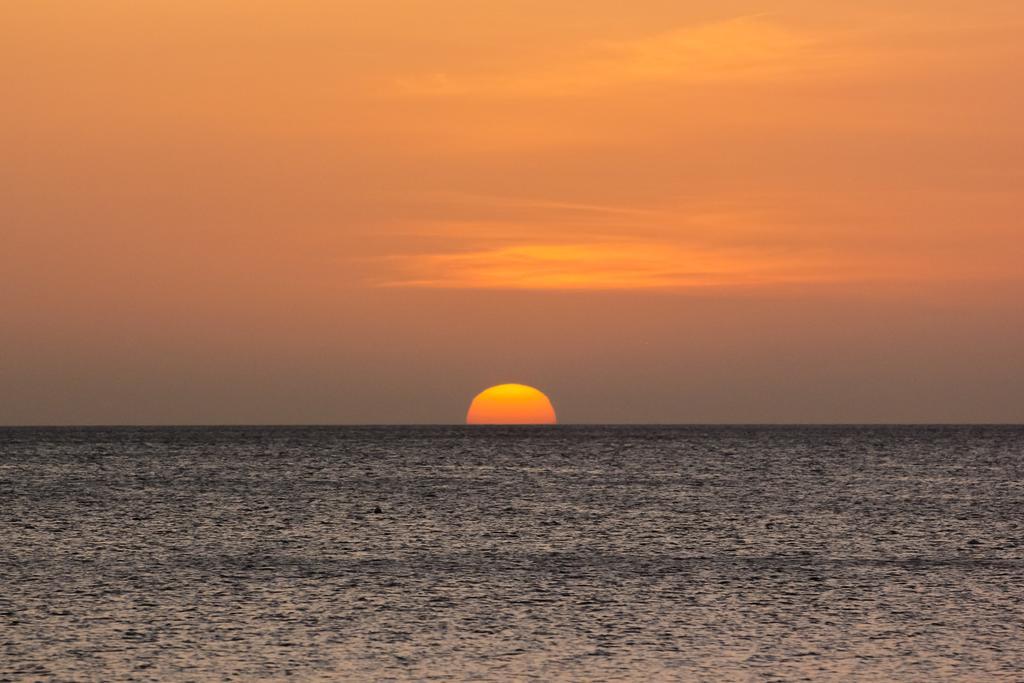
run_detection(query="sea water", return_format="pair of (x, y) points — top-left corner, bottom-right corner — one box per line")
(2, 426), (1022, 680)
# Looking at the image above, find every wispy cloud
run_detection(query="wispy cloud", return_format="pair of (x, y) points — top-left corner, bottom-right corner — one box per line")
(396, 17), (842, 97)
(373, 191), (852, 291)
(379, 241), (832, 291)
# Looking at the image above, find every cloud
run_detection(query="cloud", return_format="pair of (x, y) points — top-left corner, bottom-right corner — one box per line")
(378, 241), (831, 291)
(373, 192), (862, 291)
(395, 17), (840, 97)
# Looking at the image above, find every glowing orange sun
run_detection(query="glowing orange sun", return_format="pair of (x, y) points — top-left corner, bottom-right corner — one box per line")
(466, 384), (557, 425)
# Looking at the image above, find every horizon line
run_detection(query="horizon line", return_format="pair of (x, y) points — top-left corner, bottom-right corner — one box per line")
(2, 422), (1022, 429)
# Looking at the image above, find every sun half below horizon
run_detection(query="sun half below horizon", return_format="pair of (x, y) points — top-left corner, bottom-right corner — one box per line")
(466, 384), (557, 425)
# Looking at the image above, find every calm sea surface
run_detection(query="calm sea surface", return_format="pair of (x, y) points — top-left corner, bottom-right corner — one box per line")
(2, 426), (1023, 681)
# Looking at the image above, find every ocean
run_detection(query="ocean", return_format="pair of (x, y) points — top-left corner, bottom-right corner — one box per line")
(2, 426), (1022, 680)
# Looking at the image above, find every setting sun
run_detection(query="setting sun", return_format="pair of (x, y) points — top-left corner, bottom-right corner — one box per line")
(466, 384), (557, 425)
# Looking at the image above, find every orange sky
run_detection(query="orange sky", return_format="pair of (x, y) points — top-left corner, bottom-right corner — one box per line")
(2, 1), (1022, 424)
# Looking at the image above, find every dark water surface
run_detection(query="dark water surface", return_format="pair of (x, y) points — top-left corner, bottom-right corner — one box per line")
(2, 426), (1023, 681)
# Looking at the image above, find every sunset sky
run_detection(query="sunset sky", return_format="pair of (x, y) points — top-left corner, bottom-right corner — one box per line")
(2, 0), (1022, 424)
